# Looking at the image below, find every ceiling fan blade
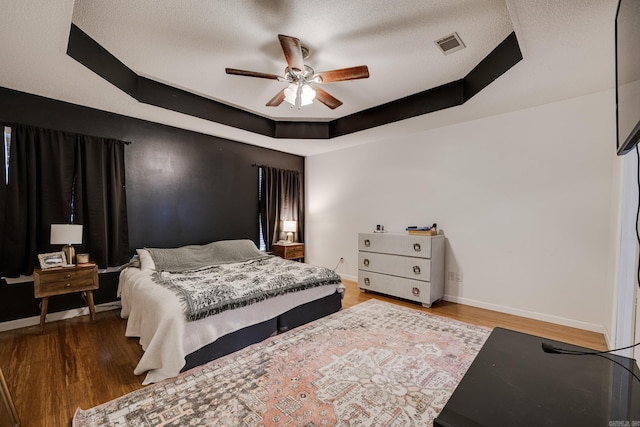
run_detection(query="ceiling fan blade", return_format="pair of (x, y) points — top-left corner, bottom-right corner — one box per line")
(266, 89), (286, 107)
(278, 34), (305, 73)
(314, 87), (343, 109)
(225, 68), (281, 80)
(314, 65), (370, 83)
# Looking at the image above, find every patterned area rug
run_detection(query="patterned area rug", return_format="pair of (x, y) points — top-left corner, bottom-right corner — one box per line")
(73, 300), (491, 426)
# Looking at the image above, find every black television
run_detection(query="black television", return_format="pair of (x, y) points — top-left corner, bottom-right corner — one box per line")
(615, 0), (640, 155)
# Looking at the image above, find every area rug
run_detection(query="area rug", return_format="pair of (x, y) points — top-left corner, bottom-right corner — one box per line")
(73, 300), (491, 426)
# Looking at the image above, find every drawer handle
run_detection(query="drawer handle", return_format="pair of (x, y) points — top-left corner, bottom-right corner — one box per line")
(413, 266), (421, 274)
(413, 243), (421, 252)
(412, 287), (420, 296)
(65, 283), (71, 288)
(364, 277), (370, 286)
(364, 239), (370, 247)
(363, 259), (370, 267)
(65, 274), (72, 279)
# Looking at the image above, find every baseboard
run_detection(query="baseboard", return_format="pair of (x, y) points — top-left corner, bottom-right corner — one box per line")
(0, 301), (122, 333)
(602, 328), (613, 351)
(339, 276), (607, 341)
(443, 294), (607, 336)
(338, 273), (357, 282)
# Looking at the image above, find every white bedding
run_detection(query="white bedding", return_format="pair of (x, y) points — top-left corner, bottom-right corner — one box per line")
(119, 266), (344, 384)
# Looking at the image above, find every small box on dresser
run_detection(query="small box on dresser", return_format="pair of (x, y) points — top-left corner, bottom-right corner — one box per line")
(358, 232), (445, 307)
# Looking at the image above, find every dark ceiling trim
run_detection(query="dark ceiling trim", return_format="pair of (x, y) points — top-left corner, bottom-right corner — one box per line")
(463, 32), (522, 100)
(137, 77), (275, 136)
(330, 80), (465, 138)
(67, 22), (138, 99)
(67, 24), (522, 140)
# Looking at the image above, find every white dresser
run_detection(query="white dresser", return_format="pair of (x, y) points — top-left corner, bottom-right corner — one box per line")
(358, 232), (445, 307)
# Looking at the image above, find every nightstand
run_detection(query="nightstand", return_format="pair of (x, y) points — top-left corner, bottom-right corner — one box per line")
(33, 263), (99, 328)
(272, 243), (304, 261)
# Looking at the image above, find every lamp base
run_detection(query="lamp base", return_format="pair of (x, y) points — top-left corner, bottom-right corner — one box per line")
(62, 245), (75, 265)
(286, 232), (294, 243)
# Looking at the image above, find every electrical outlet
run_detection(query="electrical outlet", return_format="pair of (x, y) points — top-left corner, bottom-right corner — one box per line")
(339, 257), (344, 263)
(447, 272), (455, 281)
(456, 272), (463, 282)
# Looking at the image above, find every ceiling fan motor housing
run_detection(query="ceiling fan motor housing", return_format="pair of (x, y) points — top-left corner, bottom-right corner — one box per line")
(285, 65), (316, 83)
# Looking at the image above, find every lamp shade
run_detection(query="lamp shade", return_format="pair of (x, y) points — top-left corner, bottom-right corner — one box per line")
(282, 221), (297, 232)
(283, 83), (316, 108)
(50, 224), (83, 245)
(284, 83), (298, 105)
(300, 84), (316, 106)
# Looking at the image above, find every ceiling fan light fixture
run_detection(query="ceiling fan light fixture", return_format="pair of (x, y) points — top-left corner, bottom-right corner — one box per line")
(227, 34), (369, 110)
(300, 84), (316, 106)
(283, 83), (316, 108)
(284, 83), (299, 106)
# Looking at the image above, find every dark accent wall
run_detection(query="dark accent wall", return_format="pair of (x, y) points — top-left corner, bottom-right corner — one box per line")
(0, 87), (304, 322)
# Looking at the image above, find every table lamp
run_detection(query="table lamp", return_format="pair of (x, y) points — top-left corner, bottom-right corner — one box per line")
(50, 224), (83, 264)
(282, 221), (297, 243)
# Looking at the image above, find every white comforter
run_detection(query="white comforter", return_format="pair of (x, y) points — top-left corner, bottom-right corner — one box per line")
(118, 267), (344, 384)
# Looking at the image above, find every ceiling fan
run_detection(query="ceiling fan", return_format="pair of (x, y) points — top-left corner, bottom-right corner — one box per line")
(225, 34), (370, 110)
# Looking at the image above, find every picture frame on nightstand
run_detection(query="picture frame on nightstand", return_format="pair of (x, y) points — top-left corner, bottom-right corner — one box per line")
(37, 251), (67, 269)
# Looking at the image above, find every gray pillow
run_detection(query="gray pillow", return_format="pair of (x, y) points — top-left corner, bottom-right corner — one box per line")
(147, 239), (268, 272)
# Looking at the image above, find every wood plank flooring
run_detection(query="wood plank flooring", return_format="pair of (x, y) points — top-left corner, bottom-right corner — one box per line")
(0, 279), (607, 427)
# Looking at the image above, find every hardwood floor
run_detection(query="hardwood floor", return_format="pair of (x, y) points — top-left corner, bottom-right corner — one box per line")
(345, 281), (608, 350)
(0, 279), (607, 427)
(0, 309), (145, 427)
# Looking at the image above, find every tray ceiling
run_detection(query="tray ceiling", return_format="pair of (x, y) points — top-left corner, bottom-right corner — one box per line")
(0, 1), (617, 155)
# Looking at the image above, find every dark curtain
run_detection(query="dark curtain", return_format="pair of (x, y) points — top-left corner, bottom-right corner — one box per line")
(0, 124), (129, 277)
(259, 166), (304, 252)
(74, 134), (129, 269)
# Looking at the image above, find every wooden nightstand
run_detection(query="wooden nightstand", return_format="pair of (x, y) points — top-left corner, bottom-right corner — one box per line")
(272, 243), (304, 261)
(33, 263), (99, 328)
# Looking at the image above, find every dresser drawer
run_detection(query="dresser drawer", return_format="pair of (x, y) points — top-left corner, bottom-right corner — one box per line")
(358, 233), (432, 258)
(358, 252), (431, 281)
(272, 243), (304, 260)
(37, 267), (94, 284)
(285, 245), (304, 259)
(358, 271), (434, 305)
(34, 267), (98, 298)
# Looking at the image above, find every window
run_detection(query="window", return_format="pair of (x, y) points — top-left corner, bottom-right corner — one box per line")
(0, 124), (130, 276)
(3, 126), (10, 185)
(258, 166), (303, 252)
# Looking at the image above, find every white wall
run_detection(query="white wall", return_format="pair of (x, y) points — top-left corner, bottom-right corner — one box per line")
(305, 90), (619, 335)
(613, 150), (639, 355)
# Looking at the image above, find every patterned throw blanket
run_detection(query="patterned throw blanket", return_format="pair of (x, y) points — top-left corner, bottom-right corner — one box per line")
(152, 256), (342, 321)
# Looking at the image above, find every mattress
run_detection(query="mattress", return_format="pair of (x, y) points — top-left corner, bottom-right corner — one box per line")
(118, 267), (344, 384)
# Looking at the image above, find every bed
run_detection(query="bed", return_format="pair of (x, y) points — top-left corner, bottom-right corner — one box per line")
(118, 239), (344, 384)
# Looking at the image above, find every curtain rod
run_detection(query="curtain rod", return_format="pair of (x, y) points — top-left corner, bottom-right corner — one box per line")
(4, 122), (132, 145)
(251, 164), (300, 173)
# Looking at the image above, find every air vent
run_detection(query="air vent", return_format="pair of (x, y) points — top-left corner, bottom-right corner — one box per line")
(435, 32), (466, 55)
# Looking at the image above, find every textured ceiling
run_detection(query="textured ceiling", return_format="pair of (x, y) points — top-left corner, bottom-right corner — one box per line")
(71, 0), (514, 120)
(0, 0), (617, 156)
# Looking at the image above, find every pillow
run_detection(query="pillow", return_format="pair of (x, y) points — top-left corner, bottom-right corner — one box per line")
(146, 239), (268, 272)
(136, 248), (156, 271)
(120, 255), (141, 270)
